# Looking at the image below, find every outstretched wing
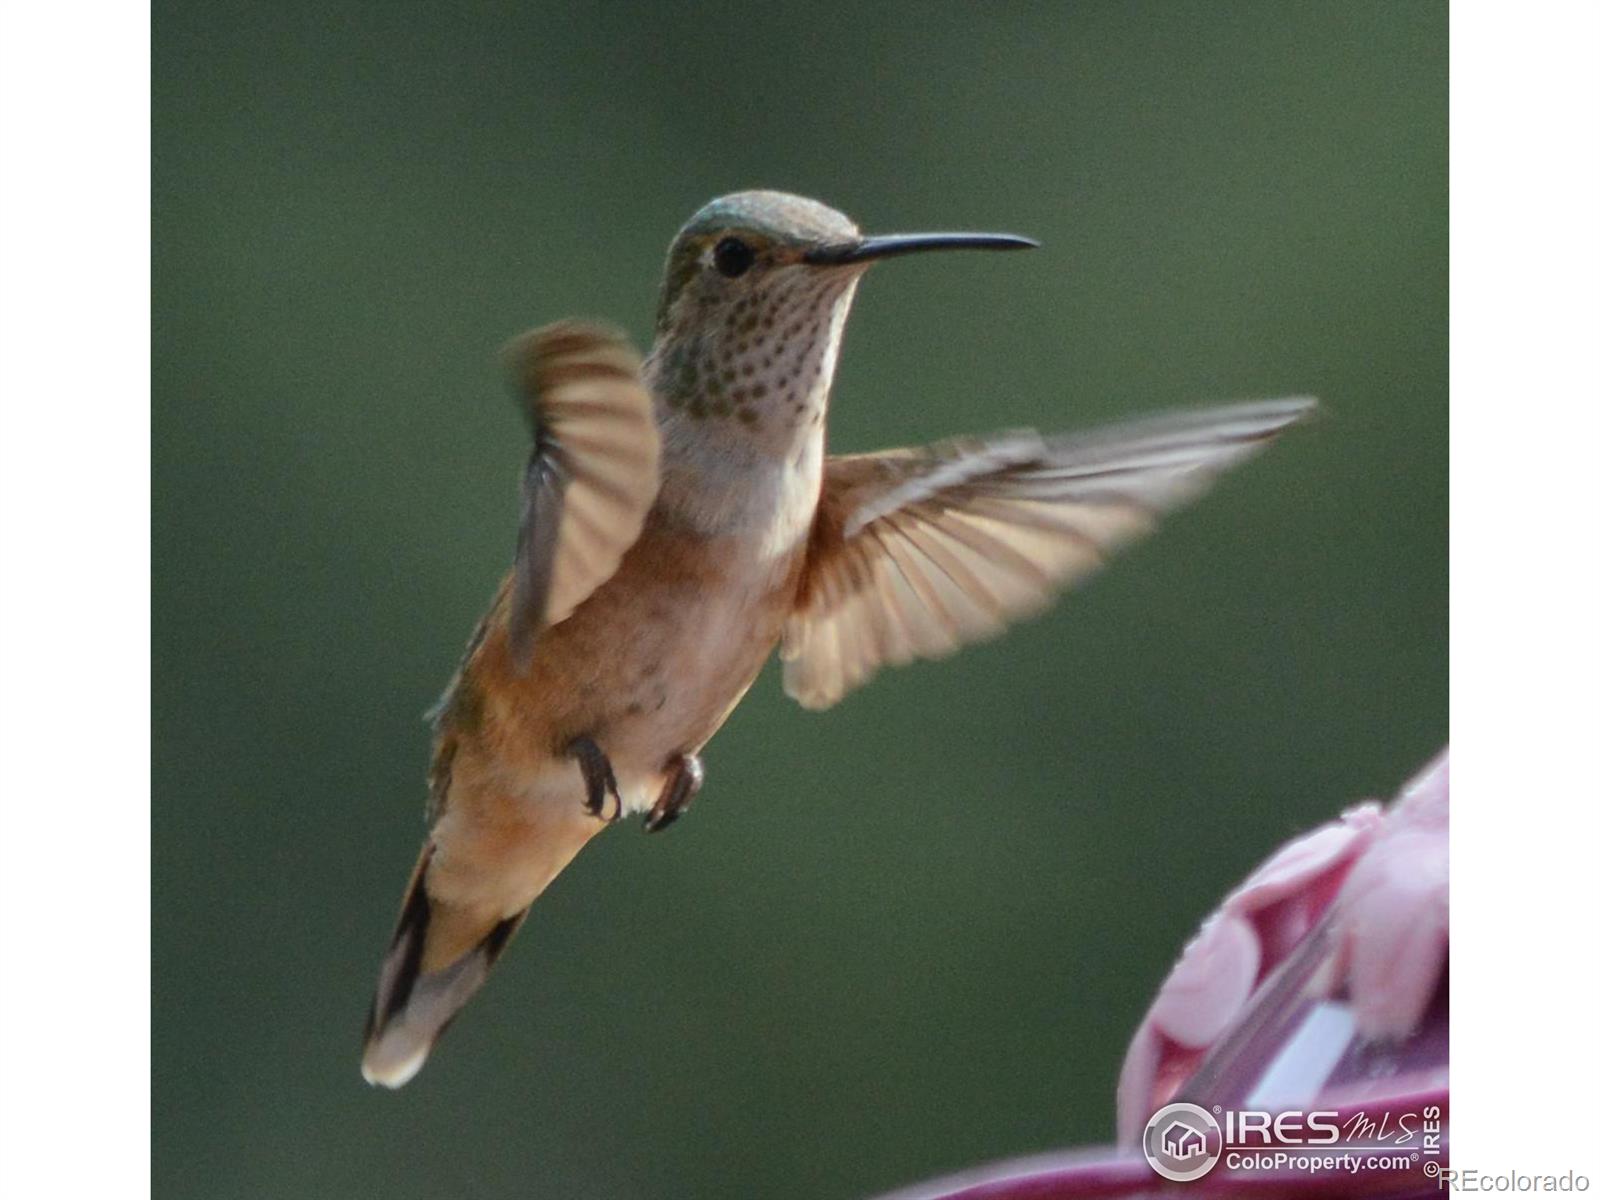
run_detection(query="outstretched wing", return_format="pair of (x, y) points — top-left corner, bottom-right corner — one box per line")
(504, 320), (660, 669)
(781, 397), (1315, 709)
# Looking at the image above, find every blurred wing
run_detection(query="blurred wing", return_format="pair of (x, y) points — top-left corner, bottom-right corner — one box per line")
(504, 320), (660, 669)
(782, 397), (1315, 709)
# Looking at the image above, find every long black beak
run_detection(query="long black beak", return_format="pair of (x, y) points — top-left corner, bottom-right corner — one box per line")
(803, 231), (1038, 266)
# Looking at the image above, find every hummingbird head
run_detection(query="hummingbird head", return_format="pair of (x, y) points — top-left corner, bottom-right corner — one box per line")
(647, 192), (1034, 449)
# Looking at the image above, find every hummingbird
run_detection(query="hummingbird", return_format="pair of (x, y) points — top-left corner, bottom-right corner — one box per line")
(360, 189), (1314, 1088)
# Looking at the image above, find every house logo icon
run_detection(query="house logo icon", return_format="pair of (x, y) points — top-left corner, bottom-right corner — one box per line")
(1142, 1102), (1223, 1182)
(1162, 1120), (1207, 1160)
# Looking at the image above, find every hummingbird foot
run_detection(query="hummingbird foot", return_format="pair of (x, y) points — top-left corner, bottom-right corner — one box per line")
(644, 753), (703, 834)
(568, 735), (623, 822)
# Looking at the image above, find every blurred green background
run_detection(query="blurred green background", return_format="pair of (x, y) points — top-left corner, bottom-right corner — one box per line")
(153, 2), (1445, 1196)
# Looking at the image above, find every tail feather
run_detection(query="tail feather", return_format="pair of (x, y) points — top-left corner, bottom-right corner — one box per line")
(361, 844), (528, 1088)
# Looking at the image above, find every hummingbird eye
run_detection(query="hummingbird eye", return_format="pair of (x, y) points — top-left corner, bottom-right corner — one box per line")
(712, 236), (756, 279)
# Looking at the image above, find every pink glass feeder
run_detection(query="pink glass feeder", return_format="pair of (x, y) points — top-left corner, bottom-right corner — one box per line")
(872, 751), (1449, 1200)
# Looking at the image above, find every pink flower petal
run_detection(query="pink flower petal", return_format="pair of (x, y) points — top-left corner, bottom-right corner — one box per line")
(1223, 803), (1383, 915)
(1342, 828), (1449, 1038)
(1149, 913), (1261, 1049)
(1394, 750), (1450, 830)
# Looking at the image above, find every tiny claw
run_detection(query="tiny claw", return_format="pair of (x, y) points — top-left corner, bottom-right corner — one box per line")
(645, 753), (703, 834)
(568, 735), (622, 822)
